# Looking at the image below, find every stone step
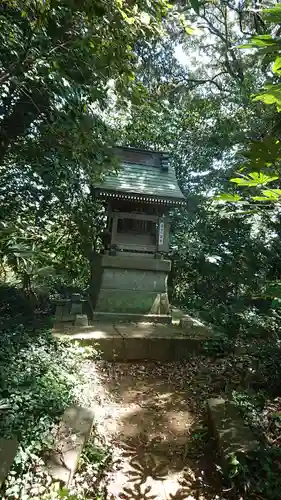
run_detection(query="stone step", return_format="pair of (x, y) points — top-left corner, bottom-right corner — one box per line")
(207, 398), (259, 471)
(53, 322), (211, 361)
(46, 406), (94, 486)
(0, 438), (18, 487)
(92, 312), (172, 324)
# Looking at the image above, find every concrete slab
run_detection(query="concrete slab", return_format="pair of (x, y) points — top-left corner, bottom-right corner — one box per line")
(53, 321), (211, 361)
(180, 315), (212, 337)
(207, 398), (259, 469)
(115, 322), (184, 338)
(0, 439), (18, 487)
(148, 338), (174, 361)
(46, 406), (94, 486)
(92, 312), (172, 324)
(53, 323), (125, 360)
(53, 323), (118, 338)
(173, 337), (206, 360)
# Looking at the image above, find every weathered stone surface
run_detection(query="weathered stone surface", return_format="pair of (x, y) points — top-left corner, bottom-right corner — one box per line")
(60, 315), (76, 323)
(53, 322), (209, 361)
(173, 337), (206, 359)
(100, 255), (171, 272)
(70, 303), (83, 315)
(91, 255), (172, 315)
(95, 289), (170, 314)
(74, 314), (88, 327)
(207, 398), (259, 466)
(180, 314), (212, 338)
(101, 268), (167, 292)
(54, 298), (88, 323)
(53, 323), (125, 359)
(55, 304), (65, 322)
(47, 407), (94, 486)
(92, 312), (172, 323)
(53, 315), (210, 361)
(0, 439), (18, 487)
(71, 293), (81, 301)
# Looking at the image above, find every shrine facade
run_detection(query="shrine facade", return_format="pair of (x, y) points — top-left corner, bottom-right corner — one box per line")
(91, 147), (185, 319)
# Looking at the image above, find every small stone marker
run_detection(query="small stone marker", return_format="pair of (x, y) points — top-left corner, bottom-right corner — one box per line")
(207, 398), (259, 468)
(46, 406), (94, 486)
(0, 438), (18, 487)
(74, 314), (88, 327)
(70, 293), (83, 315)
(70, 303), (83, 315)
(180, 314), (211, 337)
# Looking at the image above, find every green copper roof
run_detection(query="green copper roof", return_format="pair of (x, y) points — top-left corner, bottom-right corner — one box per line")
(95, 162), (185, 205)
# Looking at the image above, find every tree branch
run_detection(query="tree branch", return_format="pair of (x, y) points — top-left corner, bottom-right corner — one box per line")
(0, 85), (50, 164)
(173, 71), (231, 93)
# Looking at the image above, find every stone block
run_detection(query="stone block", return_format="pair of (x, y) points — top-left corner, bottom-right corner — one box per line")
(123, 337), (151, 360)
(61, 314), (76, 323)
(96, 336), (125, 360)
(180, 315), (212, 338)
(53, 322), (209, 361)
(53, 324), (125, 360)
(74, 314), (88, 327)
(92, 312), (172, 324)
(0, 439), (18, 487)
(70, 303), (83, 315)
(91, 254), (172, 315)
(46, 407), (94, 486)
(148, 338), (173, 361)
(100, 255), (171, 272)
(173, 336), (204, 361)
(71, 293), (81, 301)
(95, 290), (170, 314)
(207, 398), (259, 467)
(101, 268), (167, 292)
(55, 304), (65, 322)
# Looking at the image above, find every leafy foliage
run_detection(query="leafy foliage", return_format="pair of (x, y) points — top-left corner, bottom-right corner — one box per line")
(0, 285), (106, 499)
(0, 0), (171, 290)
(3, 0), (281, 498)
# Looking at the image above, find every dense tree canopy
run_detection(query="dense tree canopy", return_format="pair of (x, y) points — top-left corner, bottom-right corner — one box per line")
(4, 1), (281, 498)
(2, 0), (281, 302)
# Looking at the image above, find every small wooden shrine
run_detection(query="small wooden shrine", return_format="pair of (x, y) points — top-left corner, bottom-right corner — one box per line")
(92, 147), (185, 319)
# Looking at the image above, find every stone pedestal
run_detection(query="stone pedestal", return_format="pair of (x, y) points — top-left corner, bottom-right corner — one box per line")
(54, 295), (87, 323)
(91, 255), (171, 316)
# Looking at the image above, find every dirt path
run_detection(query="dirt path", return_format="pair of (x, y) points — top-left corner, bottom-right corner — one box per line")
(85, 360), (229, 500)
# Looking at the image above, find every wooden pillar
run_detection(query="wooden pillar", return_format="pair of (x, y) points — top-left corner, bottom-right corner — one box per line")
(111, 214), (118, 246)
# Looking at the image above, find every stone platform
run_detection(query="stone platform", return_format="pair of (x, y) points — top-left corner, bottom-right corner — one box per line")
(53, 320), (211, 361)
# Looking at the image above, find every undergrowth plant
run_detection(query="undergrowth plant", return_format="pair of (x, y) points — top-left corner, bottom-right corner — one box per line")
(0, 285), (107, 499)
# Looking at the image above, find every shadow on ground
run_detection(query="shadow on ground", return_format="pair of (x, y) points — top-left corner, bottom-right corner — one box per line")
(95, 361), (229, 500)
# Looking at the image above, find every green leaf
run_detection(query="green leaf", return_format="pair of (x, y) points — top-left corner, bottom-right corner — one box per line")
(230, 172), (278, 187)
(36, 266), (55, 277)
(179, 14), (194, 34)
(252, 196), (271, 201)
(249, 172), (278, 183)
(230, 178), (256, 186)
(273, 56), (281, 74)
(239, 35), (277, 49)
(263, 4), (281, 23)
(252, 189), (281, 201)
(253, 83), (281, 110)
(230, 455), (240, 466)
(184, 25), (195, 35)
(214, 194), (242, 202)
(263, 188), (281, 197)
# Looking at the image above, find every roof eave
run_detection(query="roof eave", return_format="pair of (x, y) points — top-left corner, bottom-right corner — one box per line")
(95, 189), (185, 206)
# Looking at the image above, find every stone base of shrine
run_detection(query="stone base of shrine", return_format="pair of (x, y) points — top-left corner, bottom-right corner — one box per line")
(91, 255), (171, 318)
(53, 321), (211, 361)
